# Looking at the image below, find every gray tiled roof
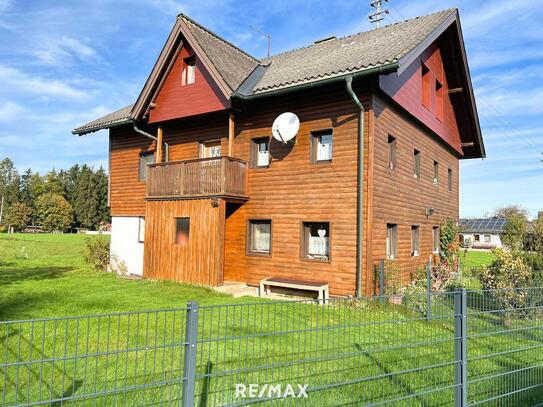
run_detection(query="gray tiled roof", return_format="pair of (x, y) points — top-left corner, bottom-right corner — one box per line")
(72, 105), (133, 135)
(251, 8), (456, 94)
(74, 8), (457, 134)
(181, 15), (259, 92)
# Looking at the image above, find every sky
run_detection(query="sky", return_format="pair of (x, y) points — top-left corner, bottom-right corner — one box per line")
(0, 0), (542, 218)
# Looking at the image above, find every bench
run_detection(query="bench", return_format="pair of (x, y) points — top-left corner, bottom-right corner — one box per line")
(259, 277), (329, 304)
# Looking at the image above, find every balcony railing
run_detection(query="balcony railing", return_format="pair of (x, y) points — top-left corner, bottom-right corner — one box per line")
(146, 156), (248, 200)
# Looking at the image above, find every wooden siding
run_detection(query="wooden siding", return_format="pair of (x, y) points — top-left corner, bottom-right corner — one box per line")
(109, 125), (155, 216)
(143, 198), (225, 286)
(369, 92), (459, 288)
(379, 41), (463, 154)
(149, 44), (229, 123)
(223, 83), (371, 297)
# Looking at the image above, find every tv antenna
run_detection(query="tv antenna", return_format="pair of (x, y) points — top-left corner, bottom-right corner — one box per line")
(250, 25), (271, 58)
(369, 0), (389, 29)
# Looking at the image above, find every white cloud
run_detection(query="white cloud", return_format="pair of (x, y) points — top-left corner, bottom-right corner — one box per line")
(0, 101), (25, 120)
(31, 36), (99, 66)
(0, 65), (88, 100)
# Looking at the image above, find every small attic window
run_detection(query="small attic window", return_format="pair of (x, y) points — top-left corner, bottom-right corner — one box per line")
(182, 56), (196, 85)
(421, 63), (431, 110)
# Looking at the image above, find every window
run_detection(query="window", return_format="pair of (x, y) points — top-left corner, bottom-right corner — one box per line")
(474, 234), (480, 242)
(247, 220), (272, 255)
(138, 217), (145, 243)
(302, 222), (330, 261)
(388, 135), (397, 169)
(484, 234), (491, 243)
(433, 226), (440, 253)
(139, 151), (155, 181)
(251, 138), (270, 168)
(413, 149), (420, 179)
(386, 224), (398, 259)
(435, 79), (444, 121)
(174, 218), (190, 245)
(201, 140), (221, 158)
(411, 225), (420, 257)
(433, 161), (439, 185)
(182, 56), (196, 85)
(421, 63), (431, 109)
(448, 168), (453, 191)
(311, 130), (333, 162)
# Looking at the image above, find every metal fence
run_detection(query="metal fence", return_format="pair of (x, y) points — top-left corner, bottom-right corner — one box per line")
(2, 288), (543, 406)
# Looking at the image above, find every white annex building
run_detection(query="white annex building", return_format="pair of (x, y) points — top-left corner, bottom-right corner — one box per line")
(459, 218), (506, 250)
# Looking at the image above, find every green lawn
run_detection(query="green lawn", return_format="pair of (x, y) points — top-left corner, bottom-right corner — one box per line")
(459, 249), (496, 271)
(0, 233), (256, 321)
(1, 234), (542, 406)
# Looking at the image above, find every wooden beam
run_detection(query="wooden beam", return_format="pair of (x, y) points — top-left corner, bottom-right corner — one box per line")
(448, 87), (464, 94)
(461, 142), (474, 147)
(228, 112), (234, 156)
(156, 127), (163, 164)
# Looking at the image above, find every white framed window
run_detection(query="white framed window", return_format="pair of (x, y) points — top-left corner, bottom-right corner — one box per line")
(413, 149), (420, 179)
(311, 131), (333, 162)
(386, 224), (398, 259)
(433, 226), (440, 253)
(411, 225), (420, 257)
(433, 161), (439, 185)
(201, 140), (222, 158)
(248, 220), (271, 255)
(302, 222), (330, 261)
(474, 234), (480, 242)
(182, 57), (196, 85)
(251, 138), (270, 167)
(484, 234), (491, 243)
(388, 135), (397, 169)
(138, 151), (155, 181)
(138, 217), (145, 243)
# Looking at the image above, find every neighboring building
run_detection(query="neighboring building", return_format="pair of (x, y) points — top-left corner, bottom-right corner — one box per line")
(73, 9), (485, 296)
(459, 218), (506, 250)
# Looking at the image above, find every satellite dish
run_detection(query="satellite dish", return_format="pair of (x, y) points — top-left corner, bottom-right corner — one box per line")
(272, 112), (299, 144)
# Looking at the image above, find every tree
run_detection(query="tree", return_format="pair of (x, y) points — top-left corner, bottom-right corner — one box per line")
(0, 157), (20, 207)
(3, 202), (32, 231)
(492, 205), (530, 220)
(493, 205), (528, 252)
(35, 193), (73, 232)
(74, 165), (98, 228)
(95, 167), (109, 225)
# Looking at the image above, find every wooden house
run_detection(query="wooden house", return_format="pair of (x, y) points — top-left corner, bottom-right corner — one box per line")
(73, 8), (485, 296)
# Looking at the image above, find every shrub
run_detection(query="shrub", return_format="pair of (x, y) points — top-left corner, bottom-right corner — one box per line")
(402, 284), (428, 316)
(3, 202), (32, 231)
(440, 218), (459, 267)
(84, 237), (110, 271)
(383, 261), (402, 295)
(479, 249), (532, 323)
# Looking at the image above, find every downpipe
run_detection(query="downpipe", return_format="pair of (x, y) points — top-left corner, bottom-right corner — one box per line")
(345, 75), (364, 298)
(132, 122), (169, 162)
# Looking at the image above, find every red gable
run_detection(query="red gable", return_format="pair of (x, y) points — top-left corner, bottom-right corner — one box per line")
(148, 44), (230, 123)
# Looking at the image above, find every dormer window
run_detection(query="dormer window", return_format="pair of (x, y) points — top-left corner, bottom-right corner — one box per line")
(182, 56), (196, 85)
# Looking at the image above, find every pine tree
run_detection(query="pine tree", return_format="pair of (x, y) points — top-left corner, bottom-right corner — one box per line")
(74, 166), (97, 229)
(95, 167), (110, 226)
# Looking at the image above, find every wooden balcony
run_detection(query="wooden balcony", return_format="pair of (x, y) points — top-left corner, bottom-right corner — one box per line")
(146, 156), (248, 200)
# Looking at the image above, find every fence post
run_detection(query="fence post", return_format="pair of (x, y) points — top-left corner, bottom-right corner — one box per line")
(454, 289), (468, 407)
(426, 256), (432, 320)
(182, 301), (199, 407)
(379, 259), (385, 302)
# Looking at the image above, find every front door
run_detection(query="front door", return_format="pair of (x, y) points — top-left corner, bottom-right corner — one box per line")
(200, 140), (222, 193)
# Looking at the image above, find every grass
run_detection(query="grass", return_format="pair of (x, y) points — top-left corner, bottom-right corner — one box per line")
(0, 233), (257, 321)
(459, 249), (496, 271)
(1, 234), (542, 406)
